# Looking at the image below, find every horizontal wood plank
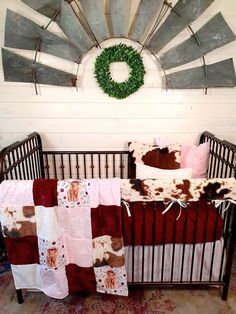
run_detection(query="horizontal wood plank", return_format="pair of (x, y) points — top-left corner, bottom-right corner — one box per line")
(0, 0), (235, 151)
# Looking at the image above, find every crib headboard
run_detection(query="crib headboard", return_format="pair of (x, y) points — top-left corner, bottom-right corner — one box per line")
(200, 131), (236, 179)
(0, 132), (45, 182)
(0, 131), (235, 182)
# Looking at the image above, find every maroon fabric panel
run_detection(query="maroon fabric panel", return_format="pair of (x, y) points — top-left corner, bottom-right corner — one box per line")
(123, 200), (223, 245)
(66, 264), (96, 294)
(33, 179), (58, 207)
(91, 205), (122, 238)
(4, 236), (39, 264)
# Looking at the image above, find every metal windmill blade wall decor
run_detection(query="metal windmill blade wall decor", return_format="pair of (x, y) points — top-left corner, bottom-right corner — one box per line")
(2, 0), (236, 98)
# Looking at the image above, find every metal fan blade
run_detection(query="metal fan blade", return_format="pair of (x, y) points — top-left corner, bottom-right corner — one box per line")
(108, 0), (132, 37)
(160, 13), (236, 70)
(129, 0), (164, 43)
(79, 0), (109, 42)
(22, 0), (95, 52)
(2, 48), (76, 87)
(57, 1), (95, 52)
(4, 9), (83, 63)
(166, 59), (236, 89)
(148, 0), (215, 53)
(21, 0), (61, 19)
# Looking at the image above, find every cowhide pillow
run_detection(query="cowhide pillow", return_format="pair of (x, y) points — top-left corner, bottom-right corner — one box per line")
(128, 141), (181, 178)
(155, 137), (210, 178)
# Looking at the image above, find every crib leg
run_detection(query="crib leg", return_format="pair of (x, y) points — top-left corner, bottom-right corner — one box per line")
(16, 289), (24, 304)
(221, 239), (235, 301)
(222, 280), (229, 301)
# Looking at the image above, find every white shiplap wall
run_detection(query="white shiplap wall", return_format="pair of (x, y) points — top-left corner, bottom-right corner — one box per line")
(0, 0), (236, 151)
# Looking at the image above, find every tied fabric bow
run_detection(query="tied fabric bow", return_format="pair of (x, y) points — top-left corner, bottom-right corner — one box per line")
(212, 199), (236, 212)
(122, 199), (131, 217)
(162, 200), (188, 220)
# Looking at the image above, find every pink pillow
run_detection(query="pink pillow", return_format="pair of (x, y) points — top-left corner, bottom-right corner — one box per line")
(181, 142), (210, 178)
(155, 137), (210, 178)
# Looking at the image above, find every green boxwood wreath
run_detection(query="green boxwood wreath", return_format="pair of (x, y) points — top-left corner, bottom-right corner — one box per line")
(94, 43), (145, 99)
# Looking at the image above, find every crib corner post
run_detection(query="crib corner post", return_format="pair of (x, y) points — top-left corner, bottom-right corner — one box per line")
(16, 289), (24, 304)
(221, 239), (235, 301)
(221, 281), (229, 301)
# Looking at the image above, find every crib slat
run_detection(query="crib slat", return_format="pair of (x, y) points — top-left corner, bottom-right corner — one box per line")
(161, 209), (167, 282)
(151, 202), (157, 282)
(189, 202), (199, 282)
(199, 203), (209, 282)
(141, 202), (146, 283)
(180, 208), (188, 282)
(131, 203), (135, 283)
(170, 206), (177, 283)
(90, 154), (94, 178)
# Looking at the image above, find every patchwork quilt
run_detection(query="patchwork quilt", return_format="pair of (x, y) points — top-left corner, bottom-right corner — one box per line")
(0, 179), (128, 299)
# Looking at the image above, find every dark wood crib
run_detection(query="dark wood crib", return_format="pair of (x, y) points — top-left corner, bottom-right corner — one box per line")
(0, 131), (236, 303)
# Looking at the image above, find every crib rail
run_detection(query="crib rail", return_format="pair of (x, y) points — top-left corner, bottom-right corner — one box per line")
(0, 132), (45, 183)
(1, 131), (235, 182)
(43, 150), (130, 179)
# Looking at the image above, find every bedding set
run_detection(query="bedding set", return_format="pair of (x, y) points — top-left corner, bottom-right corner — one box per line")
(123, 138), (235, 285)
(0, 138), (235, 299)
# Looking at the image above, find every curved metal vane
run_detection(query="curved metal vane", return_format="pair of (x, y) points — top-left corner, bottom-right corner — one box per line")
(2, 48), (77, 87)
(148, 0), (215, 53)
(108, 0), (132, 37)
(79, 0), (110, 42)
(21, 0), (61, 19)
(166, 59), (236, 89)
(22, 0), (95, 52)
(128, 0), (165, 43)
(4, 9), (83, 63)
(56, 2), (95, 52)
(160, 13), (236, 70)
